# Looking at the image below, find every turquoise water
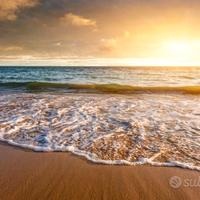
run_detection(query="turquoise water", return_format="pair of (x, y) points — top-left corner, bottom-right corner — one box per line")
(0, 66), (200, 94)
(0, 66), (200, 85)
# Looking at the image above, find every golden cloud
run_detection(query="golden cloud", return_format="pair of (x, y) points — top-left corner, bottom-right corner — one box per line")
(61, 13), (97, 27)
(0, 45), (23, 51)
(99, 38), (118, 52)
(0, 0), (39, 21)
(98, 31), (131, 54)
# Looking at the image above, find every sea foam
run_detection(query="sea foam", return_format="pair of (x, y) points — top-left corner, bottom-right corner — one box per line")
(0, 93), (200, 171)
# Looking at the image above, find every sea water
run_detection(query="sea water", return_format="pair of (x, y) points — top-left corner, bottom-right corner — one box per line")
(0, 66), (200, 170)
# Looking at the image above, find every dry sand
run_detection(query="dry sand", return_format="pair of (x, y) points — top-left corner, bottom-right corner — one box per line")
(0, 143), (199, 200)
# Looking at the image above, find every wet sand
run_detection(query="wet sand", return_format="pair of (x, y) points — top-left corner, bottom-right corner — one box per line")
(0, 143), (199, 200)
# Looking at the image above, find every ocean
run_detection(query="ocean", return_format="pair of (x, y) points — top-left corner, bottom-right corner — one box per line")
(0, 66), (200, 93)
(0, 66), (200, 170)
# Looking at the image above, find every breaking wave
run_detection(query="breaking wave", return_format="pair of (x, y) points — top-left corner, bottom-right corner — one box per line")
(0, 82), (200, 94)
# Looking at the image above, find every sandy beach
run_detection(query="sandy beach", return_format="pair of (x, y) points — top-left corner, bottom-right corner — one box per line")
(1, 0), (200, 198)
(0, 142), (199, 200)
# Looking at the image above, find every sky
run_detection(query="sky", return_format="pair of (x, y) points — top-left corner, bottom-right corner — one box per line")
(0, 0), (200, 66)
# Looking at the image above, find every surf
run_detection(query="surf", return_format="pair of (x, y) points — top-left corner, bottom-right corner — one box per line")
(0, 93), (200, 171)
(1, 82), (200, 94)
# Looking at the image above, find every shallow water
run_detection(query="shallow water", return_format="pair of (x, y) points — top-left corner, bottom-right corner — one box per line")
(0, 93), (200, 170)
(0, 66), (200, 170)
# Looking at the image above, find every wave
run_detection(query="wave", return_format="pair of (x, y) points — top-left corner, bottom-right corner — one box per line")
(2, 139), (200, 171)
(1, 82), (200, 94)
(0, 93), (200, 171)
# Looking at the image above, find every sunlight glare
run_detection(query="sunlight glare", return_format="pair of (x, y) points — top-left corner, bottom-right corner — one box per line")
(164, 40), (191, 56)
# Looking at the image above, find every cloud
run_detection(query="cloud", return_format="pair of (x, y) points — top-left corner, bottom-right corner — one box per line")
(0, 0), (39, 21)
(0, 45), (23, 51)
(98, 30), (132, 53)
(99, 38), (118, 52)
(61, 13), (97, 27)
(123, 31), (131, 38)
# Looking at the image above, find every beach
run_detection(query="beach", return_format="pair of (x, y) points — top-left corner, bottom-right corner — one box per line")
(0, 142), (200, 200)
(1, 0), (200, 197)
(0, 67), (200, 199)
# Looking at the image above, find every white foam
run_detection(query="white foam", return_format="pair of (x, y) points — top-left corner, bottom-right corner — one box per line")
(0, 93), (200, 171)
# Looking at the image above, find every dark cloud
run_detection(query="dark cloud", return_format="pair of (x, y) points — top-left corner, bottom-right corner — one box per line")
(0, 0), (39, 21)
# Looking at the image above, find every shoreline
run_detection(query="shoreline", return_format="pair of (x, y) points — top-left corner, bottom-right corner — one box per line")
(2, 140), (200, 172)
(1, 93), (200, 172)
(0, 143), (200, 200)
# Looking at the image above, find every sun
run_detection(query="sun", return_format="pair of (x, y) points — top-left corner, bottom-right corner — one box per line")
(148, 39), (200, 66)
(164, 40), (191, 55)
